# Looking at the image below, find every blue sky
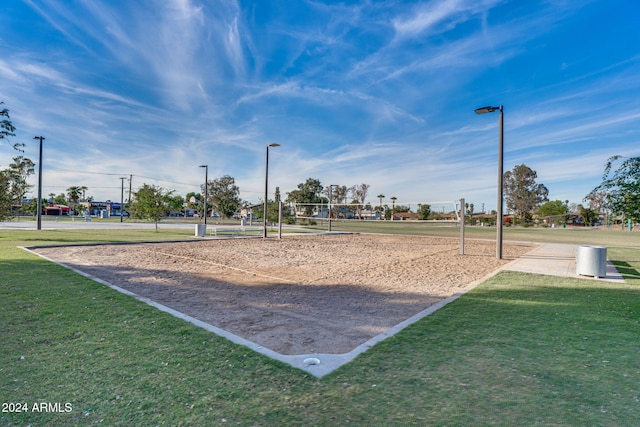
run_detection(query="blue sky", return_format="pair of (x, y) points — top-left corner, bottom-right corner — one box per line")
(1, 0), (639, 212)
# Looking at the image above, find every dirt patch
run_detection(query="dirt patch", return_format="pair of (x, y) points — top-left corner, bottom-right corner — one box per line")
(32, 234), (534, 355)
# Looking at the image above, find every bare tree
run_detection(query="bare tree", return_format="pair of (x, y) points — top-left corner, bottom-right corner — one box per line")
(586, 191), (606, 213)
(322, 185), (349, 218)
(350, 183), (370, 219)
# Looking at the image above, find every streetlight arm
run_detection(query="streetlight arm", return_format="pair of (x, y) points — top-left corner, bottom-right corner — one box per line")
(474, 105), (502, 115)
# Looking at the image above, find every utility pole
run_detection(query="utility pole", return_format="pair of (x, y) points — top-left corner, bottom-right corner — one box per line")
(119, 177), (127, 222)
(33, 136), (45, 230)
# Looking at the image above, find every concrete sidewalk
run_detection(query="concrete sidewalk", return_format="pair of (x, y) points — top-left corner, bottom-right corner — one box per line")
(504, 242), (624, 283)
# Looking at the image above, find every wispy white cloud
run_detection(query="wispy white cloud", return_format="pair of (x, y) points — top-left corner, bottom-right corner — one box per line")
(224, 14), (246, 76)
(1, 0), (636, 211)
(392, 0), (502, 40)
(22, 0), (94, 52)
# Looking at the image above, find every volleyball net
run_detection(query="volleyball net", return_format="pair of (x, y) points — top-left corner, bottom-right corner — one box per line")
(289, 200), (461, 224)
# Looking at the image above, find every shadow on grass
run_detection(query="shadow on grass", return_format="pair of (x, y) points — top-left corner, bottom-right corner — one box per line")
(3, 255), (640, 426)
(610, 260), (640, 280)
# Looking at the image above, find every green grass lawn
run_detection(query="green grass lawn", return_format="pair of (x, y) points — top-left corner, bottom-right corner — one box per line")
(1, 227), (639, 425)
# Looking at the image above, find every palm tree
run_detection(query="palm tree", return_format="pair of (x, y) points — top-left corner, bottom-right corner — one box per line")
(66, 186), (82, 215)
(377, 194), (385, 212)
(390, 196), (397, 220)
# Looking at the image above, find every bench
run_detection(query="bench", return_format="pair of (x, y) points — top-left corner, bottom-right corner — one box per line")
(210, 227), (263, 237)
(242, 228), (263, 236)
(210, 228), (240, 237)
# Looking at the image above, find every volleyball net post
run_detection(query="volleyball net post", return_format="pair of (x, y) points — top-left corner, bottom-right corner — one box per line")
(459, 197), (465, 255)
(278, 201), (283, 239)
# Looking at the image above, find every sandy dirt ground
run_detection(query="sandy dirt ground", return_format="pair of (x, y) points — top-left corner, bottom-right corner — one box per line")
(32, 234), (534, 355)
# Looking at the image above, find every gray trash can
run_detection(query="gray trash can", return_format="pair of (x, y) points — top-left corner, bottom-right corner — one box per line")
(576, 245), (607, 278)
(195, 224), (207, 237)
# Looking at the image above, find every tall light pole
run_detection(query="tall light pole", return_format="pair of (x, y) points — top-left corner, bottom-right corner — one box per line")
(119, 177), (127, 222)
(264, 143), (280, 238)
(199, 165), (208, 225)
(474, 105), (504, 259)
(33, 136), (45, 230)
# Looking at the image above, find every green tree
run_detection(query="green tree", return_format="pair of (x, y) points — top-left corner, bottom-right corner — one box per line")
(274, 186), (281, 204)
(185, 192), (201, 215)
(504, 164), (549, 223)
(417, 203), (431, 220)
(0, 173), (11, 219)
(465, 203), (474, 216)
(52, 193), (67, 205)
(265, 186), (286, 224)
(265, 199), (280, 224)
(537, 200), (569, 226)
(0, 156), (35, 220)
(66, 186), (83, 214)
(588, 156), (640, 224)
(1, 101), (24, 151)
(207, 175), (241, 221)
(167, 194), (185, 215)
(537, 200), (568, 217)
(577, 204), (599, 226)
(129, 184), (175, 231)
(286, 178), (326, 216)
(6, 157), (34, 200)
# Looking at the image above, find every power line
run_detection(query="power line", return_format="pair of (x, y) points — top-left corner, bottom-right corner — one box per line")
(46, 168), (131, 177)
(133, 174), (196, 187)
(44, 168), (198, 188)
(43, 185), (120, 189)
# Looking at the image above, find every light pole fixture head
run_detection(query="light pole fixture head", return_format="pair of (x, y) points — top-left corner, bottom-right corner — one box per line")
(199, 164), (207, 168)
(33, 136), (45, 140)
(474, 105), (502, 114)
(268, 143), (280, 147)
